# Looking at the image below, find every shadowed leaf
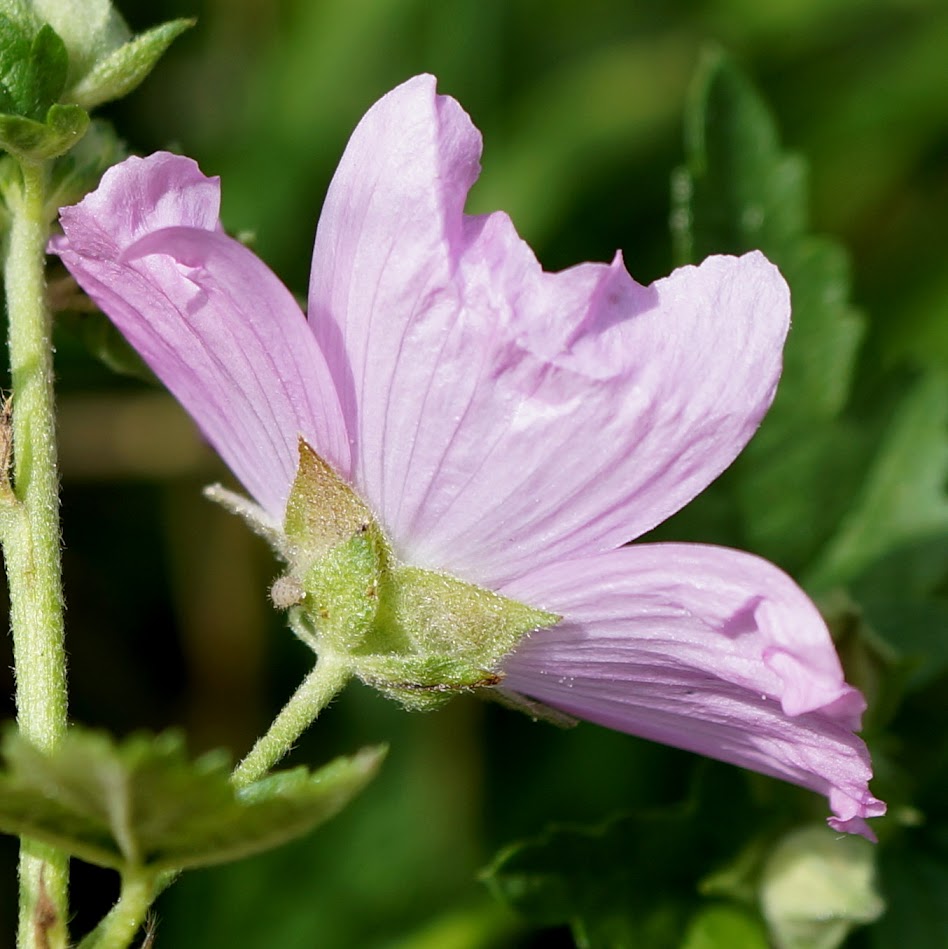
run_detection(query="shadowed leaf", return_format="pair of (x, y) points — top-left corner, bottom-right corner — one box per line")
(0, 727), (384, 873)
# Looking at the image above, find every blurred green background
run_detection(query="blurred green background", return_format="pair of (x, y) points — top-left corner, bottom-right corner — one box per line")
(2, 0), (947, 946)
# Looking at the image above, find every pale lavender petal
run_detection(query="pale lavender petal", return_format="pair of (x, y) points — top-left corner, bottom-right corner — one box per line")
(500, 543), (885, 838)
(53, 153), (349, 521)
(308, 75), (789, 589)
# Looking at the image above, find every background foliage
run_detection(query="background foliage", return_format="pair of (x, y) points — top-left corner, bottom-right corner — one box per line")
(2, 0), (947, 946)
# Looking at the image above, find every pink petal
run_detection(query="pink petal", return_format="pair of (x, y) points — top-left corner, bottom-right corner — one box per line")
(54, 153), (349, 521)
(308, 75), (790, 589)
(500, 543), (885, 838)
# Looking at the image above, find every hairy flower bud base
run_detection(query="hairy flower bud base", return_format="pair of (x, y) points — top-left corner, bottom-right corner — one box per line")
(280, 440), (559, 711)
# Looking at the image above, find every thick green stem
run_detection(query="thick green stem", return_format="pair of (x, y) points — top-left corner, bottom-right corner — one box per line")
(231, 652), (351, 788)
(2, 160), (69, 947)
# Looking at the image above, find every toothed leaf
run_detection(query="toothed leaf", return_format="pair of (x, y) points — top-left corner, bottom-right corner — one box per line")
(0, 727), (384, 872)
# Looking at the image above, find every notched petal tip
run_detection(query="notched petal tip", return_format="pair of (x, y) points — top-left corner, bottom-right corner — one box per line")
(827, 816), (878, 842)
(54, 151), (351, 521)
(828, 787), (887, 841)
(58, 151), (221, 257)
(499, 544), (885, 838)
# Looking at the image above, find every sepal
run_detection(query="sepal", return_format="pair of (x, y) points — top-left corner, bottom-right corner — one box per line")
(297, 526), (388, 653)
(355, 653), (505, 712)
(352, 563), (559, 710)
(284, 438), (377, 576)
(66, 18), (194, 110)
(282, 440), (559, 708)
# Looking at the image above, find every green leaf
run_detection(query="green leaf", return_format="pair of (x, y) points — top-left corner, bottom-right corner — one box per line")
(848, 535), (948, 693)
(0, 727), (384, 873)
(673, 48), (805, 263)
(67, 18), (194, 110)
(482, 768), (763, 949)
(672, 49), (870, 572)
(673, 48), (864, 422)
(806, 372), (948, 591)
(22, 22), (67, 114)
(0, 16), (67, 119)
(0, 15), (27, 116)
(484, 810), (692, 948)
(0, 17), (86, 160)
(0, 100), (87, 160)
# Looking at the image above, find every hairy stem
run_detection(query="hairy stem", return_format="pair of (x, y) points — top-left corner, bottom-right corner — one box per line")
(125, 651), (352, 919)
(76, 873), (156, 949)
(2, 160), (70, 947)
(231, 652), (351, 788)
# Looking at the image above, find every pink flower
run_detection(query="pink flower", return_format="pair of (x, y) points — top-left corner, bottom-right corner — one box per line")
(52, 75), (884, 837)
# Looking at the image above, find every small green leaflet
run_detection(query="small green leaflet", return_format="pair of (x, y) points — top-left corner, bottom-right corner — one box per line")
(0, 726), (384, 873)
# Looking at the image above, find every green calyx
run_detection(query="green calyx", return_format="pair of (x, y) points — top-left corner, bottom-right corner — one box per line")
(278, 440), (560, 711)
